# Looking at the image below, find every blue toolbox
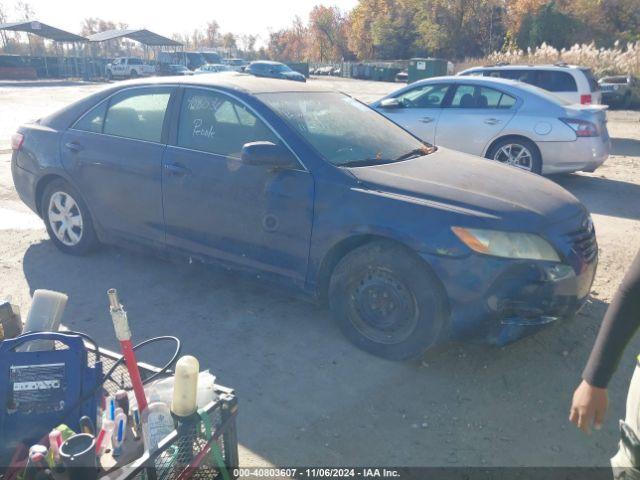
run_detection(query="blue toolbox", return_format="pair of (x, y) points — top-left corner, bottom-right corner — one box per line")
(0, 332), (103, 463)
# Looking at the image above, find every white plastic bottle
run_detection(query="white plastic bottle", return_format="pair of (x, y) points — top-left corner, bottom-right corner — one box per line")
(141, 392), (175, 453)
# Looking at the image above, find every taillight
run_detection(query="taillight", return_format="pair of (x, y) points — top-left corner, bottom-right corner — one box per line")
(560, 118), (599, 137)
(10, 133), (24, 151)
(580, 94), (592, 105)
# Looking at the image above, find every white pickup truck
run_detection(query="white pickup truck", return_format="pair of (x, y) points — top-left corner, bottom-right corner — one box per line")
(105, 57), (155, 80)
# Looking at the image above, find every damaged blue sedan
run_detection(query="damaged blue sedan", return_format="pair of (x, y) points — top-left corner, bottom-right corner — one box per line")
(11, 73), (597, 359)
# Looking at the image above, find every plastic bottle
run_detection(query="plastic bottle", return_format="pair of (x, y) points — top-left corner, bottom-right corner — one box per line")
(171, 356), (200, 417)
(141, 391), (175, 452)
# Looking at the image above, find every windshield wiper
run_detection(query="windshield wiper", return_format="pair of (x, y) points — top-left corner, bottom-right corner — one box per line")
(392, 146), (434, 162)
(339, 158), (391, 167)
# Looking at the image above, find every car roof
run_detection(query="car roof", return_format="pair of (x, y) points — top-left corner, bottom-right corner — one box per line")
(250, 60), (283, 66)
(413, 75), (523, 87)
(463, 64), (585, 72)
(111, 71), (328, 94)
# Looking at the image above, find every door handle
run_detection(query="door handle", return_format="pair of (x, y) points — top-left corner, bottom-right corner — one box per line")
(484, 118), (502, 125)
(64, 141), (83, 152)
(420, 116), (434, 123)
(164, 162), (191, 176)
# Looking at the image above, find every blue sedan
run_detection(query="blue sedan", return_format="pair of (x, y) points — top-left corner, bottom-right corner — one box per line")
(247, 61), (306, 82)
(11, 73), (597, 359)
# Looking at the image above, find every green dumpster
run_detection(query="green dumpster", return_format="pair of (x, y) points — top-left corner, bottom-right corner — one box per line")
(286, 62), (309, 78)
(408, 58), (448, 83)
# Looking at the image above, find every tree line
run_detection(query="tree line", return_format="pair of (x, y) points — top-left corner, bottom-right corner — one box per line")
(1, 0), (638, 62)
(268, 0), (640, 62)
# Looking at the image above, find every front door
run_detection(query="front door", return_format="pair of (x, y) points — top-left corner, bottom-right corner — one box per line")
(61, 86), (174, 245)
(161, 88), (314, 283)
(435, 84), (517, 156)
(377, 83), (450, 144)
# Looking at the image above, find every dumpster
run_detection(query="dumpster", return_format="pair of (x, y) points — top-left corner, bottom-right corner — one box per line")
(286, 62), (309, 78)
(408, 58), (448, 83)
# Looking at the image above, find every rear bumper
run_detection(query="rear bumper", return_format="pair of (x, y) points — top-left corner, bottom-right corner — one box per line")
(539, 136), (611, 174)
(422, 250), (597, 346)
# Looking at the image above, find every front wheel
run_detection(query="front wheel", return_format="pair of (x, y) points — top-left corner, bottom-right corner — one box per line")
(106, 70), (113, 80)
(329, 241), (448, 360)
(129, 69), (138, 79)
(487, 138), (542, 174)
(41, 179), (99, 255)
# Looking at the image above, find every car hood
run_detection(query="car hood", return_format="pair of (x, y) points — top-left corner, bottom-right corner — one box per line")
(348, 147), (584, 229)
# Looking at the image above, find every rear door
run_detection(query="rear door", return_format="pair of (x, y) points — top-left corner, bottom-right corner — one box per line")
(161, 87), (314, 283)
(376, 83), (450, 144)
(435, 84), (517, 155)
(61, 86), (175, 245)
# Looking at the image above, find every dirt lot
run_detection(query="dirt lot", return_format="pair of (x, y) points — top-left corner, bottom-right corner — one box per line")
(0, 76), (639, 467)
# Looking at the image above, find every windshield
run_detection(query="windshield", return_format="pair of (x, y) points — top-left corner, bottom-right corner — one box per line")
(259, 92), (432, 167)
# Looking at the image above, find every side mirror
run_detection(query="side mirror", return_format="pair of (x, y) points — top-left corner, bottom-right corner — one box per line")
(379, 98), (403, 109)
(241, 141), (296, 169)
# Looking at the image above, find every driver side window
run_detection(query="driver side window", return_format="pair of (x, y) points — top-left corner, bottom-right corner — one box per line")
(395, 84), (450, 108)
(177, 89), (278, 157)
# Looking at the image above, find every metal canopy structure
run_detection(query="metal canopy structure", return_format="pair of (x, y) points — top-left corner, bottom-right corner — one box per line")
(0, 20), (86, 43)
(86, 28), (181, 47)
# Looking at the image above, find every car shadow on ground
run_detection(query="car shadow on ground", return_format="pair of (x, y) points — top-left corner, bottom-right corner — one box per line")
(551, 173), (640, 221)
(20, 238), (632, 466)
(611, 137), (640, 157)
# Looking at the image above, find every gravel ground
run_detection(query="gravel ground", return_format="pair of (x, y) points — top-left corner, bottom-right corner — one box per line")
(0, 76), (639, 468)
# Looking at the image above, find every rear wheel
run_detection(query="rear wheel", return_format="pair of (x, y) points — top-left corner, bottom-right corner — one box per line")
(487, 137), (542, 174)
(329, 240), (447, 360)
(41, 179), (99, 255)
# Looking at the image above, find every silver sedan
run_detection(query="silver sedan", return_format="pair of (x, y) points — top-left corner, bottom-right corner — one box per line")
(371, 76), (611, 174)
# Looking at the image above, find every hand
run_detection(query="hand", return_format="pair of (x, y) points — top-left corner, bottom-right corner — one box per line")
(569, 380), (608, 434)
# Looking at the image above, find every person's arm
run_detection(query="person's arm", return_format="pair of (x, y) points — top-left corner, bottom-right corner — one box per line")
(583, 251), (640, 388)
(570, 250), (640, 433)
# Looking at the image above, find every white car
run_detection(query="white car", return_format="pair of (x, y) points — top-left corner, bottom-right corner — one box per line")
(105, 57), (155, 80)
(371, 76), (610, 175)
(194, 64), (231, 74)
(457, 64), (602, 105)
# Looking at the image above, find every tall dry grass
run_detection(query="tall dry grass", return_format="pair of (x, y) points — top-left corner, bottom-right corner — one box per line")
(459, 42), (640, 77)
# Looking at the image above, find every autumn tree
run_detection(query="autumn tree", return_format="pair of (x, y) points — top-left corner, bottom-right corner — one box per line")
(308, 5), (351, 61)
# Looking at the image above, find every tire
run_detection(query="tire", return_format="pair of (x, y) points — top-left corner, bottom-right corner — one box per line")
(486, 137), (542, 174)
(41, 179), (99, 255)
(328, 240), (448, 360)
(129, 69), (138, 79)
(622, 93), (632, 109)
(106, 70), (113, 81)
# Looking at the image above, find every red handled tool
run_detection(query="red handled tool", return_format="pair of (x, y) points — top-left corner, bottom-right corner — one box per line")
(108, 289), (148, 413)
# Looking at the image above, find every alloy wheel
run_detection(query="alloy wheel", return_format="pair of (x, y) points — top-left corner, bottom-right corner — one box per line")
(48, 191), (84, 246)
(493, 143), (533, 171)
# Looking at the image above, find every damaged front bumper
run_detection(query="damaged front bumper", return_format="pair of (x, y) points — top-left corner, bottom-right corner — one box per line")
(423, 249), (597, 346)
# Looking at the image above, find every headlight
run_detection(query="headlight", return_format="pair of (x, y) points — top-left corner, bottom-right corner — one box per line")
(452, 227), (560, 262)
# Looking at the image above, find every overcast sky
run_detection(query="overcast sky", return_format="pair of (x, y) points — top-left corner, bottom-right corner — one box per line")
(4, 0), (358, 44)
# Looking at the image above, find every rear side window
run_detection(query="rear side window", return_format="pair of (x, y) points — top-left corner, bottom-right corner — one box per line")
(534, 71), (577, 92)
(488, 69), (535, 84)
(103, 89), (172, 142)
(450, 85), (516, 109)
(74, 101), (108, 133)
(580, 68), (600, 92)
(128, 58), (143, 65)
(177, 89), (278, 157)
